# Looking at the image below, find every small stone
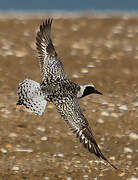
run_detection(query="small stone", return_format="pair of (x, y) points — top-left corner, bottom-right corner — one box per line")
(87, 64), (95, 68)
(70, 49), (78, 56)
(71, 24), (79, 31)
(109, 156), (115, 160)
(101, 111), (109, 116)
(44, 177), (50, 180)
(118, 172), (126, 177)
(66, 177), (72, 180)
(14, 148), (33, 153)
(129, 176), (138, 180)
(119, 105), (128, 111)
(126, 154), (132, 159)
(5, 144), (12, 149)
(15, 50), (27, 57)
(54, 153), (64, 158)
(100, 137), (105, 141)
(8, 132), (18, 138)
(23, 30), (30, 36)
(110, 112), (119, 118)
(96, 118), (104, 124)
(129, 132), (138, 140)
(37, 126), (46, 132)
(41, 136), (48, 141)
(81, 68), (89, 74)
(124, 147), (133, 153)
(92, 109), (96, 113)
(83, 174), (88, 178)
(0, 148), (7, 154)
(72, 74), (79, 78)
(12, 166), (19, 171)
(102, 102), (108, 105)
(133, 102), (138, 107)
(3, 50), (14, 56)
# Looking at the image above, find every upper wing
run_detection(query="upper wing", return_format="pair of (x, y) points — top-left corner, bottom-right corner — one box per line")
(36, 18), (67, 81)
(54, 97), (117, 169)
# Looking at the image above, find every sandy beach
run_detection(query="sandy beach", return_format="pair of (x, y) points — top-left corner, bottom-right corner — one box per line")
(0, 13), (137, 179)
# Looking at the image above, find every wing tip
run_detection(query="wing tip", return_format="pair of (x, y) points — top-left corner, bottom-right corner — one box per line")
(36, 18), (57, 57)
(76, 127), (118, 170)
(40, 18), (53, 33)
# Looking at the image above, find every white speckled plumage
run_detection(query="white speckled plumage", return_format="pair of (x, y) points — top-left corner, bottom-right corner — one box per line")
(16, 18), (117, 169)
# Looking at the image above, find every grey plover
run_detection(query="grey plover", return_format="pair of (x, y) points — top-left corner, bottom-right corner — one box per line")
(17, 18), (117, 169)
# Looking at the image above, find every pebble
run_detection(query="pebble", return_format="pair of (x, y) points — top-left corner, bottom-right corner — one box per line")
(118, 105), (128, 111)
(100, 137), (105, 141)
(83, 175), (88, 179)
(44, 177), (50, 180)
(119, 172), (126, 177)
(102, 102), (108, 105)
(87, 64), (95, 68)
(54, 153), (64, 158)
(14, 148), (33, 153)
(109, 156), (115, 160)
(129, 176), (138, 180)
(8, 132), (18, 138)
(133, 102), (138, 107)
(0, 148), (7, 154)
(66, 177), (72, 180)
(110, 112), (119, 118)
(101, 111), (109, 116)
(15, 50), (27, 57)
(5, 144), (12, 149)
(126, 154), (132, 159)
(81, 68), (89, 74)
(37, 126), (46, 132)
(96, 118), (104, 124)
(124, 147), (133, 153)
(72, 42), (80, 49)
(40, 136), (48, 141)
(3, 50), (14, 56)
(23, 30), (30, 36)
(123, 45), (133, 52)
(12, 166), (19, 171)
(70, 49), (78, 56)
(72, 74), (80, 78)
(129, 132), (138, 140)
(92, 109), (96, 113)
(71, 24), (79, 31)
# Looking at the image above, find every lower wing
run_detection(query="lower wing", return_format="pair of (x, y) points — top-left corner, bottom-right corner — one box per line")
(54, 97), (117, 169)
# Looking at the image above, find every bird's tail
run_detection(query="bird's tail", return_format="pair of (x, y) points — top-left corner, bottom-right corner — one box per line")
(16, 79), (47, 116)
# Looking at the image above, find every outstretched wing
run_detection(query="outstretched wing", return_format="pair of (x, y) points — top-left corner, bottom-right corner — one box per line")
(16, 79), (47, 115)
(54, 97), (117, 169)
(36, 18), (67, 81)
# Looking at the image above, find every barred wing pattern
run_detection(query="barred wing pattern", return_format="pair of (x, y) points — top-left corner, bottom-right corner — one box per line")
(54, 97), (117, 169)
(36, 19), (67, 81)
(17, 79), (47, 115)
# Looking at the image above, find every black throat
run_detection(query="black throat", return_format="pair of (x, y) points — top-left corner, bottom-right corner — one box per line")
(82, 86), (95, 98)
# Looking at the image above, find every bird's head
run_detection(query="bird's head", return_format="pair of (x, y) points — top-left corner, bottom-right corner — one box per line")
(77, 84), (102, 98)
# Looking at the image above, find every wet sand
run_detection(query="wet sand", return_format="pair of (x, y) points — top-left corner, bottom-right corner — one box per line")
(0, 14), (138, 180)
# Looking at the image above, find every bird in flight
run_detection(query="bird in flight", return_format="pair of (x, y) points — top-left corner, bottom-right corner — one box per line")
(17, 18), (117, 169)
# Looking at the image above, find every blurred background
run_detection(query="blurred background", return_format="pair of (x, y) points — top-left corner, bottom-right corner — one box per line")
(0, 0), (138, 12)
(0, 1), (138, 180)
